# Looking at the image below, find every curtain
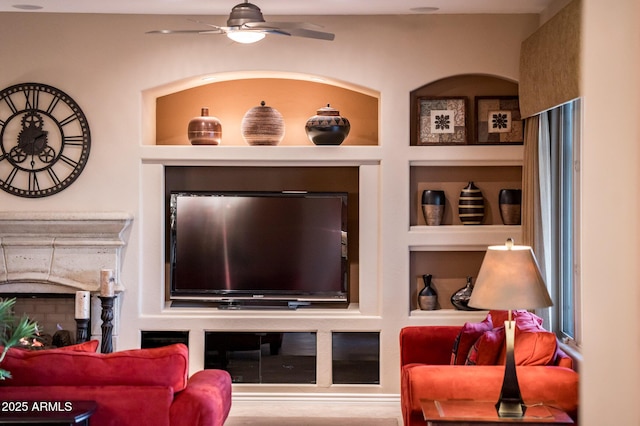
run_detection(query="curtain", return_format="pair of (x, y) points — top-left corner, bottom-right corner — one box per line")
(523, 108), (565, 328)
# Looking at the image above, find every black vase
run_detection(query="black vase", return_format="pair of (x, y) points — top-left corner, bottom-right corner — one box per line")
(499, 189), (522, 225)
(458, 181), (484, 225)
(451, 276), (482, 311)
(305, 104), (351, 146)
(418, 274), (438, 310)
(421, 190), (446, 226)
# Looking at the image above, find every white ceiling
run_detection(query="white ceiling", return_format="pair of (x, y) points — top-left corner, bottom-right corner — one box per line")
(1, 0), (556, 16)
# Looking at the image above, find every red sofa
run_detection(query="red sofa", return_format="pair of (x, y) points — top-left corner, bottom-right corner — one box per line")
(0, 342), (232, 426)
(400, 311), (579, 426)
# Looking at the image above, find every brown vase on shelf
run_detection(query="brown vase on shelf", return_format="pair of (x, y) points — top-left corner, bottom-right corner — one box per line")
(499, 189), (522, 225)
(458, 181), (484, 225)
(187, 107), (222, 145)
(241, 101), (285, 146)
(421, 189), (446, 226)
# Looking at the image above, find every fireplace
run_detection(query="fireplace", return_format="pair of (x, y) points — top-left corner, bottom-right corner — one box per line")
(0, 212), (132, 350)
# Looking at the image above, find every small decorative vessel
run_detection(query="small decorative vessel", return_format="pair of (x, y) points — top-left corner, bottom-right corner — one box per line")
(187, 107), (222, 145)
(421, 189), (446, 226)
(418, 274), (438, 310)
(458, 181), (484, 225)
(241, 101), (285, 146)
(305, 104), (350, 146)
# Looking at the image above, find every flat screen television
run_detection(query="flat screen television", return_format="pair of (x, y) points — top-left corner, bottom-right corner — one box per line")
(169, 191), (348, 307)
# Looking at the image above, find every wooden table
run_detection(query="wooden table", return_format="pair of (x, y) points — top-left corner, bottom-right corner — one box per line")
(0, 401), (96, 425)
(421, 400), (574, 426)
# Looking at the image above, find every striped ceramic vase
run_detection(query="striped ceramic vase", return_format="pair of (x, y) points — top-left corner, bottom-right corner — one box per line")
(458, 181), (484, 225)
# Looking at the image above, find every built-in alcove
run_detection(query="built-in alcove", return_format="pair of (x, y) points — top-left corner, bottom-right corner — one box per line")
(154, 75), (379, 147)
(164, 165), (360, 304)
(410, 74), (519, 146)
(410, 251), (487, 311)
(140, 330), (189, 349)
(202, 331), (380, 385)
(204, 332), (317, 384)
(332, 332), (380, 384)
(410, 165), (523, 226)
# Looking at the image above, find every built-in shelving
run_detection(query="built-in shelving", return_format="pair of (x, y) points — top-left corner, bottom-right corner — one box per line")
(407, 74), (523, 315)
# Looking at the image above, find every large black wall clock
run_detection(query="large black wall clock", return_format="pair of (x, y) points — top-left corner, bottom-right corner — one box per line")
(0, 82), (91, 198)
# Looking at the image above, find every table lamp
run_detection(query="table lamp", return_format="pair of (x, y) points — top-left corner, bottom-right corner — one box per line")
(468, 238), (553, 417)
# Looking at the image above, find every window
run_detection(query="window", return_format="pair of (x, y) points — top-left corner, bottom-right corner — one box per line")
(543, 99), (581, 346)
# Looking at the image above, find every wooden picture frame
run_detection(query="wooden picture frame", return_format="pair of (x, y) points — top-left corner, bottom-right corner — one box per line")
(417, 97), (468, 145)
(475, 96), (523, 144)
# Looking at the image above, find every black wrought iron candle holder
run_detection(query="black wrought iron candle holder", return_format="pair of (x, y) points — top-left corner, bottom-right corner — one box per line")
(98, 296), (116, 354)
(75, 318), (90, 344)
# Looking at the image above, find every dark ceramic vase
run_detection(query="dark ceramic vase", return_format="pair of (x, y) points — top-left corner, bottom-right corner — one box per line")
(418, 274), (438, 310)
(188, 107), (222, 145)
(305, 104), (351, 146)
(499, 189), (522, 225)
(458, 181), (484, 225)
(241, 101), (285, 146)
(421, 190), (446, 226)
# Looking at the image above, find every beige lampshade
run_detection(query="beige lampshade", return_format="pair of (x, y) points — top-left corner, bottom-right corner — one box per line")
(468, 240), (553, 310)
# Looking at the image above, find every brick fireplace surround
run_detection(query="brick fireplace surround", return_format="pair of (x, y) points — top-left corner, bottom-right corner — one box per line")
(0, 212), (132, 348)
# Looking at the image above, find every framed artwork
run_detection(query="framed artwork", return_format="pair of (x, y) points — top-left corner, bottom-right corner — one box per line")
(417, 97), (468, 145)
(475, 96), (523, 144)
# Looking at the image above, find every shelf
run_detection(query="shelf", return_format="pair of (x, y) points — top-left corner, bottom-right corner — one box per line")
(409, 308), (489, 323)
(140, 145), (382, 166)
(408, 225), (522, 251)
(409, 144), (523, 166)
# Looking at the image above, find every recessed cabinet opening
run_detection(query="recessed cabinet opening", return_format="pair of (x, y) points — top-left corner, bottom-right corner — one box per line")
(410, 251), (486, 312)
(410, 165), (522, 227)
(154, 76), (379, 147)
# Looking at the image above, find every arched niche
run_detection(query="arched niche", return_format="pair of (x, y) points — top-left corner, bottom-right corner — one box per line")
(409, 74), (519, 146)
(151, 72), (379, 146)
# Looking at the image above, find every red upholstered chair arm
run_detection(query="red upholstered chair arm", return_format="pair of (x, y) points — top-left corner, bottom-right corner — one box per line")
(400, 326), (461, 366)
(170, 369), (233, 426)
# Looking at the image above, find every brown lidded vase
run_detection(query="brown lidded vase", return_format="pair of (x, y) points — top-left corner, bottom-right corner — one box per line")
(188, 107), (222, 145)
(241, 101), (285, 146)
(305, 104), (351, 146)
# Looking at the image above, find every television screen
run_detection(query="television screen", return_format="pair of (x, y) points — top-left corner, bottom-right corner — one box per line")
(169, 191), (348, 305)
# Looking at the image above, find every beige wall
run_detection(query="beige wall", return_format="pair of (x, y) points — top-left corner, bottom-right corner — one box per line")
(581, 0), (640, 424)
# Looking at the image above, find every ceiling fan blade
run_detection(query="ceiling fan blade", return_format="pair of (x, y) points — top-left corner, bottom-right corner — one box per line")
(284, 28), (335, 41)
(244, 22), (334, 40)
(146, 29), (224, 35)
(260, 21), (325, 31)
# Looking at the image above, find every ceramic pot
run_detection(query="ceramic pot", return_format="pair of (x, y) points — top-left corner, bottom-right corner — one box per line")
(241, 101), (285, 146)
(421, 189), (446, 226)
(418, 274), (438, 310)
(499, 189), (522, 225)
(451, 276), (482, 311)
(458, 181), (484, 225)
(188, 107), (222, 145)
(305, 104), (351, 145)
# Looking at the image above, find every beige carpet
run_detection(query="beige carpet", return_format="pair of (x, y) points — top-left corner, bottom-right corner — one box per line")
(225, 417), (399, 426)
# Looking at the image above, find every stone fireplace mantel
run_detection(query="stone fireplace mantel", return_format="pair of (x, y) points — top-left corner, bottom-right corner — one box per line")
(0, 211), (133, 293)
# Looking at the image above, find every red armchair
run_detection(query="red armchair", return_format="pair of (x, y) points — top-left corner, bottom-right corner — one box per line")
(0, 342), (232, 426)
(400, 318), (579, 426)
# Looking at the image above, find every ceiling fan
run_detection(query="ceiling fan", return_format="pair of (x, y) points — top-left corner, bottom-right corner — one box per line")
(147, 0), (335, 44)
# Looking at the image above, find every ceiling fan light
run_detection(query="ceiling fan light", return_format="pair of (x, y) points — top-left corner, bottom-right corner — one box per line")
(227, 30), (265, 44)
